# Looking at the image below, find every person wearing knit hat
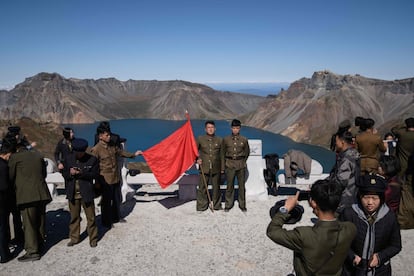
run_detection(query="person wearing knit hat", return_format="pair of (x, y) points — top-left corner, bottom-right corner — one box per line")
(341, 174), (401, 275)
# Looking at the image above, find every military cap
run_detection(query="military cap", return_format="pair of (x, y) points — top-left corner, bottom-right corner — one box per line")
(7, 125), (21, 135)
(269, 200), (304, 224)
(71, 138), (88, 152)
(357, 174), (387, 193)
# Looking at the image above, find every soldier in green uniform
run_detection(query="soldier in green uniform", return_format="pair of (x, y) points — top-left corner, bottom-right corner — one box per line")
(8, 143), (52, 262)
(196, 121), (224, 212)
(222, 119), (250, 212)
(267, 179), (357, 276)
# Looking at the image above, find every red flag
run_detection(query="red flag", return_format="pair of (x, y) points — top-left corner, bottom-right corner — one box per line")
(142, 115), (198, 189)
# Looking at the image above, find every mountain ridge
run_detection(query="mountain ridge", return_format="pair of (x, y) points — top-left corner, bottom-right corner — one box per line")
(0, 72), (266, 123)
(1, 71), (413, 149)
(244, 70), (414, 147)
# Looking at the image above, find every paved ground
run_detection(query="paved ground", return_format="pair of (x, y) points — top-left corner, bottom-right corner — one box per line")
(1, 184), (413, 276)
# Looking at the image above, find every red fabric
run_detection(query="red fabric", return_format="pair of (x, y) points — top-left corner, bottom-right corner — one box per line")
(142, 117), (198, 189)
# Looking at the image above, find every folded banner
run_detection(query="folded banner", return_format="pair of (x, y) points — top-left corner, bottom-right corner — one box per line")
(142, 115), (198, 189)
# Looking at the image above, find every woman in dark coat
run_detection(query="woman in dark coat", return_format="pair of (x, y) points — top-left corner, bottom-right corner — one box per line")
(342, 174), (401, 276)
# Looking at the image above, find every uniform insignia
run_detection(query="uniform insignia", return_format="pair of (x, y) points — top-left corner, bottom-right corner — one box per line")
(371, 179), (376, 185)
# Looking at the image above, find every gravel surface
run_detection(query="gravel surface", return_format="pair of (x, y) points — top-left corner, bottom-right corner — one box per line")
(1, 184), (413, 276)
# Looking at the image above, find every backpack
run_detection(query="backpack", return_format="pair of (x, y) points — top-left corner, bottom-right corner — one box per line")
(263, 153), (279, 194)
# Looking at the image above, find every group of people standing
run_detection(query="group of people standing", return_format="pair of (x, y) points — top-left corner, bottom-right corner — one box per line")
(54, 122), (142, 249)
(0, 122), (142, 263)
(0, 126), (51, 263)
(267, 116), (414, 275)
(196, 119), (250, 212)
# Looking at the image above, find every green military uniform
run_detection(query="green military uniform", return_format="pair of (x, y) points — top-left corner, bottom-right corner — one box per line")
(196, 134), (224, 211)
(8, 148), (52, 258)
(355, 131), (386, 174)
(91, 140), (136, 227)
(391, 125), (414, 177)
(392, 124), (414, 228)
(267, 212), (357, 276)
(222, 134), (250, 210)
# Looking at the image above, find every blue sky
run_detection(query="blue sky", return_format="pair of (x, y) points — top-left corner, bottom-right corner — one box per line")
(1, 0), (413, 89)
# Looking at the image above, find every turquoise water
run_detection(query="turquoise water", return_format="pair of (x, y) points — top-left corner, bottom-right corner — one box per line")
(67, 119), (335, 173)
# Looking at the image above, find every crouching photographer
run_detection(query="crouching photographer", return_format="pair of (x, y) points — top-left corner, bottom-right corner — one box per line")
(266, 179), (357, 276)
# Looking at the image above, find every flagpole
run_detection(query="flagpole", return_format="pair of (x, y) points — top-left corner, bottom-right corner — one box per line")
(200, 165), (214, 213)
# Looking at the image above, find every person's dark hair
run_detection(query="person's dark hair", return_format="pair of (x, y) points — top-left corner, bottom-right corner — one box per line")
(379, 155), (401, 178)
(336, 130), (353, 145)
(405, 117), (414, 128)
(383, 132), (395, 140)
(338, 119), (351, 133)
(62, 127), (72, 139)
(358, 118), (367, 131)
(96, 126), (110, 135)
(0, 136), (17, 154)
(97, 121), (111, 133)
(310, 179), (342, 212)
(205, 120), (215, 127)
(354, 116), (364, 127)
(364, 118), (375, 129)
(231, 119), (241, 127)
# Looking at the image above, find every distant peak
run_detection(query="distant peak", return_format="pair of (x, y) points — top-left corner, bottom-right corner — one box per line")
(25, 72), (65, 83)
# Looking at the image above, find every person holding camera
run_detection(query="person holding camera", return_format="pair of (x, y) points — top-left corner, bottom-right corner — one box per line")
(266, 179), (357, 276)
(62, 138), (99, 247)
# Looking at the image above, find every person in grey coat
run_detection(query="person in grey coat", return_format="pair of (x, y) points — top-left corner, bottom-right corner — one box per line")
(328, 131), (360, 216)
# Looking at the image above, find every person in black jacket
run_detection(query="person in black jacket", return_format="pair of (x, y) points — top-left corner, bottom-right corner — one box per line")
(0, 139), (15, 263)
(54, 127), (74, 171)
(62, 138), (99, 248)
(341, 174), (401, 275)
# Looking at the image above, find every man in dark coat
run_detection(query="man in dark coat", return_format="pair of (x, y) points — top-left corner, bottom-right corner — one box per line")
(8, 144), (52, 262)
(0, 140), (15, 263)
(54, 127), (74, 171)
(391, 117), (414, 176)
(62, 138), (99, 247)
(391, 117), (414, 228)
(267, 179), (357, 276)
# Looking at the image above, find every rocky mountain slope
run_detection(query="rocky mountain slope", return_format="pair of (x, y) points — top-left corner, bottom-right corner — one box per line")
(244, 71), (414, 147)
(2, 71), (413, 150)
(0, 73), (266, 124)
